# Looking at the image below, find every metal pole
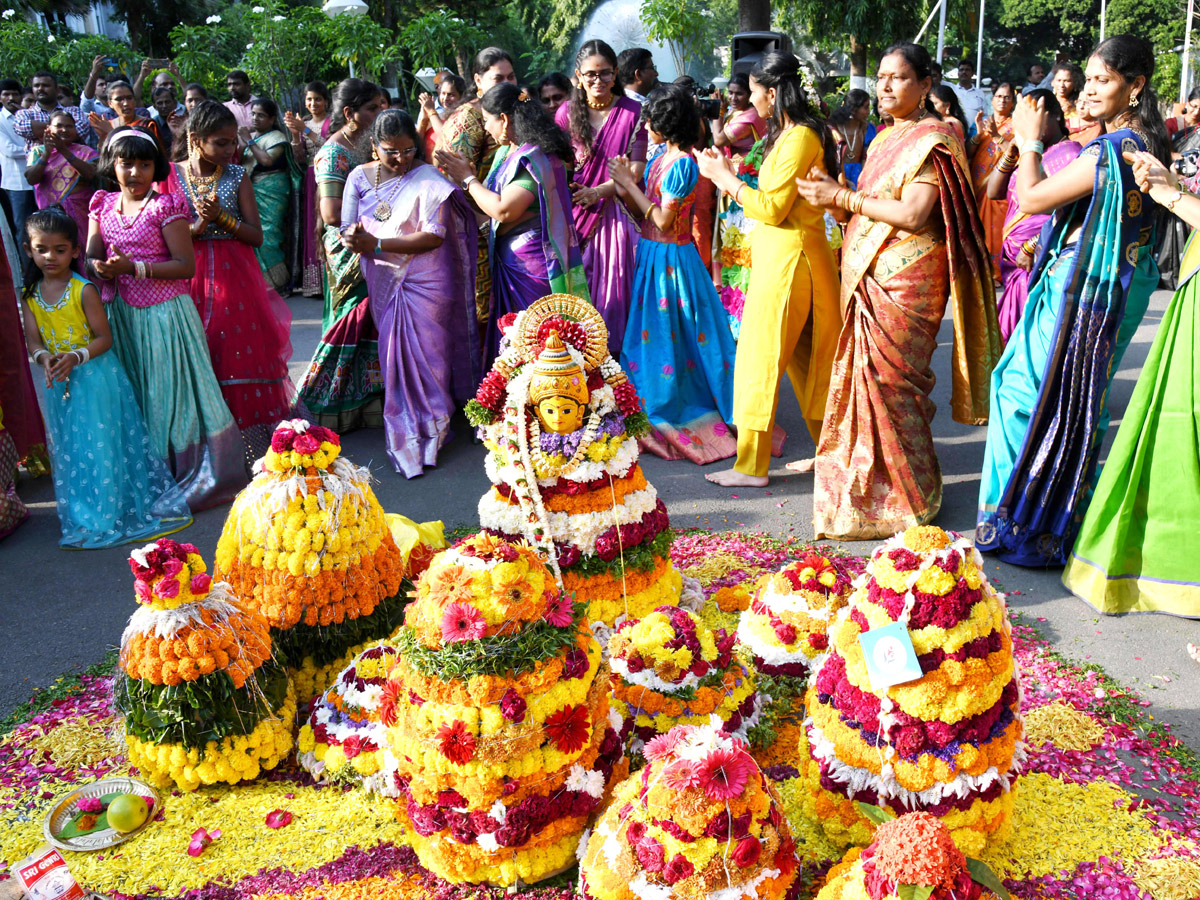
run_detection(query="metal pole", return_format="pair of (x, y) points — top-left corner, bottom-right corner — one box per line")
(936, 0), (948, 63)
(976, 0), (985, 93)
(1100, 0), (1107, 41)
(915, 0), (944, 43)
(1183, 0), (1195, 105)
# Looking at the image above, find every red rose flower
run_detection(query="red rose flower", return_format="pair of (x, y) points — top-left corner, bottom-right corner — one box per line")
(342, 734), (363, 759)
(732, 836), (761, 867)
(774, 622), (797, 645)
(437, 720), (476, 765)
(663, 854), (694, 884)
(635, 837), (665, 872)
(808, 632), (828, 651)
(293, 432), (321, 454)
(500, 688), (527, 723)
(544, 704), (590, 754)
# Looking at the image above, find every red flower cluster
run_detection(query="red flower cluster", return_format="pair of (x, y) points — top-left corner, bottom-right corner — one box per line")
(500, 688), (527, 723)
(269, 421), (339, 454)
(474, 369), (509, 413)
(437, 720), (476, 765)
(612, 381), (642, 416)
(594, 501), (670, 561)
(535, 317), (589, 356)
(128, 538), (199, 580)
(544, 703), (590, 754)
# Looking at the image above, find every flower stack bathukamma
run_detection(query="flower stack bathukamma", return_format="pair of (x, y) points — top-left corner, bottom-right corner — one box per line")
(579, 723), (799, 900)
(739, 553), (855, 682)
(469, 295), (694, 629)
(609, 606), (760, 760)
(816, 810), (1007, 900)
(115, 540), (295, 791)
(800, 526), (1023, 856)
(214, 419), (407, 701)
(383, 533), (627, 886)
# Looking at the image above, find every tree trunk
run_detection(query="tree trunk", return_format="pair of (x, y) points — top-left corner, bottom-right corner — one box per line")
(848, 34), (868, 91)
(455, 47), (469, 80)
(738, 0), (770, 32)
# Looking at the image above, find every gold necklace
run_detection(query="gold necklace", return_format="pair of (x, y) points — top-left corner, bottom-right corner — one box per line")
(372, 163), (392, 221)
(586, 94), (613, 111)
(185, 161), (223, 200)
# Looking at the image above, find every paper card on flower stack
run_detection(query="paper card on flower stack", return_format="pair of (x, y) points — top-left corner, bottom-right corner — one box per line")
(858, 621), (923, 690)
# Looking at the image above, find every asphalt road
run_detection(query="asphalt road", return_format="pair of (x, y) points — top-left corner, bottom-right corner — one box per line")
(3, 288), (1198, 752)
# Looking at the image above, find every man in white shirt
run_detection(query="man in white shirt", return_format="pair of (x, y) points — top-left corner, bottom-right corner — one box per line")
(950, 59), (988, 134)
(0, 79), (34, 239)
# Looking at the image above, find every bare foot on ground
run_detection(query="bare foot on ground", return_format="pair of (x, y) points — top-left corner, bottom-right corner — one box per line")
(785, 457), (814, 473)
(705, 468), (769, 488)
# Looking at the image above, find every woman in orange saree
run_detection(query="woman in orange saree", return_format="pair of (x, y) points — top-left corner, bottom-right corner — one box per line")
(798, 42), (1000, 540)
(970, 83), (1016, 276)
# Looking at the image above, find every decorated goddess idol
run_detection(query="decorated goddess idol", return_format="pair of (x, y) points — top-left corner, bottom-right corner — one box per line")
(470, 295), (699, 629)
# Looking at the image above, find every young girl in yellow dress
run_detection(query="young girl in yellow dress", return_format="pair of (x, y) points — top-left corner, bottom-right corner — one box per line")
(20, 207), (191, 548)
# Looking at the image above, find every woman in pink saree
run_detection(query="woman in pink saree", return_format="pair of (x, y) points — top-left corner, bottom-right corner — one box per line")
(556, 39), (647, 355)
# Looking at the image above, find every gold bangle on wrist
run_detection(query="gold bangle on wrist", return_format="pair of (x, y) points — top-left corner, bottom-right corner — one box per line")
(1164, 189), (1186, 211)
(848, 191), (866, 215)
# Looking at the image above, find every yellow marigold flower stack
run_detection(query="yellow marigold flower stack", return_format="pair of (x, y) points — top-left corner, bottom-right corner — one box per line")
(800, 526), (1024, 856)
(116, 540), (295, 792)
(608, 607), (759, 761)
(214, 420), (408, 701)
(383, 534), (628, 886)
(579, 723), (800, 900)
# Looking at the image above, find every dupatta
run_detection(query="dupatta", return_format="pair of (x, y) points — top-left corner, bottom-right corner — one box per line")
(841, 117), (1000, 424)
(28, 142), (96, 208)
(994, 130), (1155, 562)
(485, 143), (590, 301)
(556, 97), (643, 241)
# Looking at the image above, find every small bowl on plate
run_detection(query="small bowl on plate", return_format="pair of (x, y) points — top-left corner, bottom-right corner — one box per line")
(43, 776), (159, 852)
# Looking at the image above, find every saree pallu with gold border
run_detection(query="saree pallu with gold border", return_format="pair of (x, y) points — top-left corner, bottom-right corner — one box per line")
(814, 119), (1000, 540)
(970, 119), (1014, 277)
(976, 131), (1157, 566)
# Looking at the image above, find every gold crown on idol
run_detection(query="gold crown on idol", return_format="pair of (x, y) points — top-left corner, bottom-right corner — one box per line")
(529, 331), (589, 408)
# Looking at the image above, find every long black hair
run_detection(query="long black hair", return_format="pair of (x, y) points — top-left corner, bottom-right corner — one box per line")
(831, 88), (871, 127)
(880, 42), (940, 119)
(370, 109), (424, 162)
(568, 39), (620, 159)
(1092, 34), (1171, 164)
(473, 47), (514, 80)
(750, 51), (838, 175)
(930, 84), (968, 130)
(98, 125), (169, 183)
(21, 207), (80, 301)
(481, 83), (573, 165)
(329, 77), (381, 131)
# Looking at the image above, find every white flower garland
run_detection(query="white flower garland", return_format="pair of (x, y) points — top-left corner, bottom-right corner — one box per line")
(478, 487), (660, 556)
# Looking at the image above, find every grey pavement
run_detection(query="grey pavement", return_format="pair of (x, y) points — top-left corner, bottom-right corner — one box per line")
(2, 288), (1198, 752)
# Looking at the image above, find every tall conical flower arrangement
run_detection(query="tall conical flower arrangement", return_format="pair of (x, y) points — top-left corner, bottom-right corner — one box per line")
(383, 534), (626, 886)
(470, 296), (699, 631)
(214, 420), (407, 700)
(579, 723), (800, 900)
(115, 540), (295, 791)
(799, 526), (1024, 856)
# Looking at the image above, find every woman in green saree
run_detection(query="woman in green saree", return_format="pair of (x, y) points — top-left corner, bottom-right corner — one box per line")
(242, 98), (296, 292)
(296, 78), (386, 431)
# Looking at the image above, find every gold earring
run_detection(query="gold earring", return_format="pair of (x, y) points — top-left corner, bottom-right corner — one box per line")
(1130, 93), (1140, 108)
(189, 140), (201, 166)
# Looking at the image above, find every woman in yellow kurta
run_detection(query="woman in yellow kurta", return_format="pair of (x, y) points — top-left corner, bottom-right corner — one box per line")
(796, 42), (999, 539)
(695, 52), (841, 488)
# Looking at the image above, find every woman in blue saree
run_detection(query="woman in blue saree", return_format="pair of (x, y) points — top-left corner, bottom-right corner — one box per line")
(435, 83), (589, 370)
(976, 35), (1169, 566)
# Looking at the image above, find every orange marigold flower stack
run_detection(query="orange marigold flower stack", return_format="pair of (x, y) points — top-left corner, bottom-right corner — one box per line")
(608, 606), (760, 762)
(384, 534), (627, 886)
(579, 723), (800, 900)
(115, 540), (294, 792)
(214, 419), (408, 701)
(816, 811), (1005, 900)
(801, 526), (1024, 857)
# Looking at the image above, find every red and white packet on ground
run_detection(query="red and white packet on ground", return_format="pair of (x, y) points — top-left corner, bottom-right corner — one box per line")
(10, 845), (86, 900)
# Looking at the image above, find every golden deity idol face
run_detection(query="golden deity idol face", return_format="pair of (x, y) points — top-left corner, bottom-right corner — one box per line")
(536, 394), (585, 434)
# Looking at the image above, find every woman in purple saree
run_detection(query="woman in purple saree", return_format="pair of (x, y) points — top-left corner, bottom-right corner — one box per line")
(985, 89), (1081, 341)
(438, 83), (589, 369)
(555, 39), (647, 355)
(340, 110), (479, 478)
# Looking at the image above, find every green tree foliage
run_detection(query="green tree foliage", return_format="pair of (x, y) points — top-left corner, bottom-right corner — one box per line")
(106, 0), (220, 56)
(50, 33), (137, 87)
(776, 0), (927, 76)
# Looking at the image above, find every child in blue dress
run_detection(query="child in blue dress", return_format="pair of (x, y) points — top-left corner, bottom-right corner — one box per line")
(610, 85), (738, 464)
(20, 207), (192, 548)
